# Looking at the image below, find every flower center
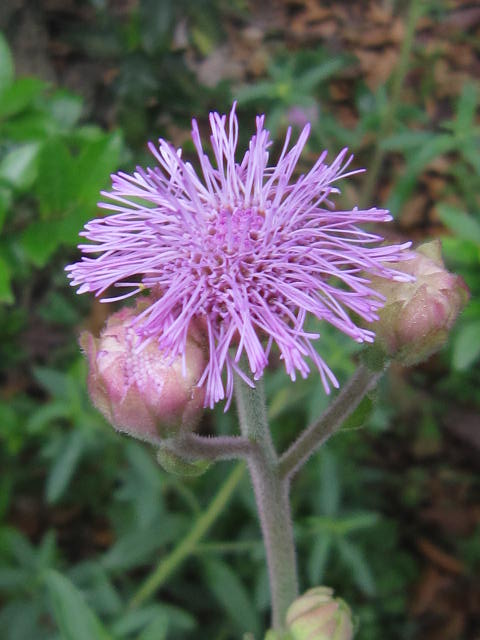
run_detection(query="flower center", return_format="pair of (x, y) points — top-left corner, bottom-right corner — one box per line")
(207, 206), (264, 254)
(186, 206), (266, 318)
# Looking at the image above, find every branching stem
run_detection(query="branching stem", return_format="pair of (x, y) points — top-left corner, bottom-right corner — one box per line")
(279, 363), (386, 481)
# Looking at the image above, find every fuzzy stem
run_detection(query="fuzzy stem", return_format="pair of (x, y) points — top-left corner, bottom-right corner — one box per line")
(167, 433), (254, 461)
(279, 363), (386, 481)
(235, 373), (298, 631)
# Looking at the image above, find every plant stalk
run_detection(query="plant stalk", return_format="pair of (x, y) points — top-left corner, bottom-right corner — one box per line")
(279, 362), (386, 481)
(234, 372), (298, 631)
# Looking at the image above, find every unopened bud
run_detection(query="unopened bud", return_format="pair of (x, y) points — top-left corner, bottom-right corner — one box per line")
(80, 302), (206, 443)
(285, 587), (354, 640)
(370, 240), (469, 365)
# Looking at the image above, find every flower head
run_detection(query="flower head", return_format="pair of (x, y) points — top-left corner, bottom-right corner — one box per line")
(81, 301), (206, 442)
(285, 586), (354, 640)
(67, 104), (411, 408)
(369, 240), (469, 365)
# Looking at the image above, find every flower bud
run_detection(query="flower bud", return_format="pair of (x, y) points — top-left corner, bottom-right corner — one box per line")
(285, 587), (354, 640)
(370, 240), (469, 365)
(80, 302), (206, 443)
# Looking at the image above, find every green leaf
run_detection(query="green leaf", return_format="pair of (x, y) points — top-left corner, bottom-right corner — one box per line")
(48, 90), (83, 129)
(112, 607), (164, 637)
(0, 254), (13, 304)
(0, 143), (39, 190)
(136, 614), (169, 640)
(441, 236), (479, 267)
(0, 33), (14, 94)
(70, 562), (122, 617)
(342, 395), (374, 430)
(437, 204), (480, 245)
(337, 539), (376, 596)
(453, 321), (480, 370)
(33, 367), (68, 399)
(35, 139), (75, 217)
(0, 600), (44, 640)
(0, 528), (36, 568)
(140, 0), (174, 54)
(296, 58), (346, 93)
(44, 570), (113, 640)
(380, 130), (435, 151)
(46, 430), (86, 503)
(72, 132), (122, 208)
(102, 516), (187, 572)
(236, 81), (279, 104)
(308, 534), (332, 584)
(454, 83), (478, 136)
(0, 184), (12, 231)
(20, 218), (63, 267)
(0, 77), (46, 119)
(0, 567), (31, 591)
(112, 604), (194, 637)
(202, 558), (260, 637)
(387, 134), (456, 214)
(319, 449), (340, 517)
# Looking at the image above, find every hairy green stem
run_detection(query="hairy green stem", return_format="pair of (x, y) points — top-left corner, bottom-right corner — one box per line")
(129, 462), (245, 609)
(279, 363), (387, 481)
(359, 0), (422, 208)
(235, 373), (298, 631)
(167, 433), (254, 461)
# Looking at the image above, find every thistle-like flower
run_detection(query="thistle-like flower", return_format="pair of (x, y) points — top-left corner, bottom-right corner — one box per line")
(67, 104), (411, 408)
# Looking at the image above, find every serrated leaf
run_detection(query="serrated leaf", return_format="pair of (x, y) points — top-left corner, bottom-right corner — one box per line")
(202, 558), (260, 637)
(44, 570), (113, 640)
(453, 321), (480, 370)
(46, 431), (86, 503)
(0, 33), (14, 94)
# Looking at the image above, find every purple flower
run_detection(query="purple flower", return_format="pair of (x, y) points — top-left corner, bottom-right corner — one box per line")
(67, 104), (411, 408)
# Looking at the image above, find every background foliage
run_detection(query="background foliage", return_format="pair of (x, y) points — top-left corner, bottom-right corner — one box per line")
(1, 1), (479, 639)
